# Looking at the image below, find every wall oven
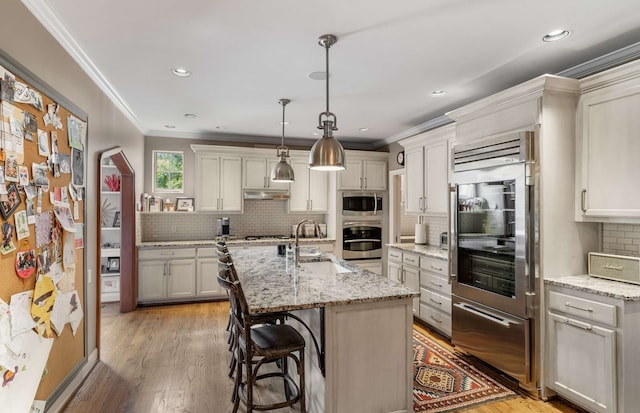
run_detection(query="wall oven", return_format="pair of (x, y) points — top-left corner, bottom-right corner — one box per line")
(342, 192), (383, 216)
(342, 221), (382, 260)
(450, 132), (537, 390)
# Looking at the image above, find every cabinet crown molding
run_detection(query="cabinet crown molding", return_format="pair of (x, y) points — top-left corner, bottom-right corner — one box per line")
(399, 123), (455, 149)
(447, 75), (579, 123)
(579, 58), (640, 94)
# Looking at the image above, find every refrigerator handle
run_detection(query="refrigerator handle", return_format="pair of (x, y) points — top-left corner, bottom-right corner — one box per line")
(449, 184), (457, 285)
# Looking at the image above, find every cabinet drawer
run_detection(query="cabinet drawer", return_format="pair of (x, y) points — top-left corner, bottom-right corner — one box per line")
(197, 247), (218, 258)
(420, 288), (452, 315)
(139, 248), (196, 260)
(420, 256), (448, 277)
(101, 275), (120, 293)
(419, 304), (452, 337)
(388, 248), (403, 263)
(548, 290), (617, 327)
(420, 272), (451, 296)
(403, 253), (419, 267)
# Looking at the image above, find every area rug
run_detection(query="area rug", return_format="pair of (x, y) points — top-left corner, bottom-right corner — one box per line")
(413, 330), (516, 412)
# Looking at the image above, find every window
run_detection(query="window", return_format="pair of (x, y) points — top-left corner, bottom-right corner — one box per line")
(153, 150), (183, 192)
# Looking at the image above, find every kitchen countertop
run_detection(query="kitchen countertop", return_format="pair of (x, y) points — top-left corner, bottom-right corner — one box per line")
(386, 243), (448, 260)
(137, 237), (336, 249)
(545, 274), (640, 301)
(228, 246), (419, 314)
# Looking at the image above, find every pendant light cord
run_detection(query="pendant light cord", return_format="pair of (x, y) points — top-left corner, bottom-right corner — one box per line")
(325, 43), (330, 116)
(281, 101), (286, 147)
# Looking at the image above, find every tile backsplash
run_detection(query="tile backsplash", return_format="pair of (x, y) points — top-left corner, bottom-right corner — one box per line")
(602, 223), (640, 257)
(139, 199), (325, 242)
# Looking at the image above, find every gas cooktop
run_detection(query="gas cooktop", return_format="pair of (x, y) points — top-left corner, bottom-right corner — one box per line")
(244, 235), (291, 241)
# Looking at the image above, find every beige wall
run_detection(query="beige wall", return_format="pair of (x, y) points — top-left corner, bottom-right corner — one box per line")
(1, 0), (145, 359)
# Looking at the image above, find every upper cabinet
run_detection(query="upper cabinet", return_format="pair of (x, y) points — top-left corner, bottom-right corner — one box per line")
(192, 148), (242, 212)
(575, 60), (640, 223)
(400, 124), (453, 215)
(289, 157), (329, 212)
(338, 152), (388, 191)
(243, 156), (290, 191)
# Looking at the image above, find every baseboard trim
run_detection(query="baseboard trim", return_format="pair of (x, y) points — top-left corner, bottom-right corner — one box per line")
(46, 349), (99, 413)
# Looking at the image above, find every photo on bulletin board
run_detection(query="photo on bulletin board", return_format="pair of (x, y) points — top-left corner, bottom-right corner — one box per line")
(71, 148), (84, 186)
(1, 182), (22, 219)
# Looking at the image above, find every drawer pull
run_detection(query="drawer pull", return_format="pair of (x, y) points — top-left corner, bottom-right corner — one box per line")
(430, 264), (443, 271)
(565, 302), (593, 313)
(430, 281), (443, 288)
(565, 318), (592, 331)
(430, 315), (443, 323)
(430, 298), (442, 305)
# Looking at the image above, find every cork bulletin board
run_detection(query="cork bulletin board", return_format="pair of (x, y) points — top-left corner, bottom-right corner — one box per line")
(0, 49), (87, 411)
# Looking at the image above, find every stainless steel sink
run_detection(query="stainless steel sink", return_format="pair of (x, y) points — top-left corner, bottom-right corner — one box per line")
(298, 261), (352, 275)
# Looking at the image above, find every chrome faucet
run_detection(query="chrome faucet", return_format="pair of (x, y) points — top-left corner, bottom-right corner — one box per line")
(294, 219), (323, 266)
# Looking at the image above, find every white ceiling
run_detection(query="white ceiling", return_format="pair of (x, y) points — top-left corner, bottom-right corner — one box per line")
(22, 0), (640, 149)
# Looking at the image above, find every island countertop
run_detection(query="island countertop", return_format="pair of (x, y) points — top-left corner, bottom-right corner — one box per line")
(228, 246), (419, 314)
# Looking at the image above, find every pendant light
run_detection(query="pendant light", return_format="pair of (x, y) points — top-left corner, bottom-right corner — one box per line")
(270, 98), (295, 183)
(309, 34), (346, 171)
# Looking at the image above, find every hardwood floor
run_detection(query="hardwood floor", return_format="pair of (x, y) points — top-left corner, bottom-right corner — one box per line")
(62, 301), (581, 413)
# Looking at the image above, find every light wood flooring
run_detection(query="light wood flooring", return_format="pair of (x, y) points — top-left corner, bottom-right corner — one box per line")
(62, 301), (582, 413)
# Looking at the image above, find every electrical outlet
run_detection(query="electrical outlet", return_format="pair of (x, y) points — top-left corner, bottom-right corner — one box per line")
(88, 269), (92, 283)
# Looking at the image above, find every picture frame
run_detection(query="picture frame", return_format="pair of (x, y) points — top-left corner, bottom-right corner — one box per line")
(112, 211), (121, 227)
(175, 197), (194, 212)
(1, 183), (22, 219)
(107, 257), (120, 272)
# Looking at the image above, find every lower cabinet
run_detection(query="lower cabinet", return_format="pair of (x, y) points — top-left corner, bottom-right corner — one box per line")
(138, 247), (198, 303)
(195, 247), (224, 297)
(546, 284), (640, 413)
(387, 249), (420, 315)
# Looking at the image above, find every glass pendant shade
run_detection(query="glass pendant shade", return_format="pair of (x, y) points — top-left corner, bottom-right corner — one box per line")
(271, 98), (295, 182)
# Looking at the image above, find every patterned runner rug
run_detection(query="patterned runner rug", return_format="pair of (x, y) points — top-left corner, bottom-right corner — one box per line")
(413, 330), (516, 412)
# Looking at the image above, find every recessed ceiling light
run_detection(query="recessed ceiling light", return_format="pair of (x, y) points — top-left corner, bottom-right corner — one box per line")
(308, 71), (327, 81)
(542, 29), (571, 42)
(358, 127), (369, 132)
(280, 121), (290, 125)
(184, 113), (197, 118)
(216, 126), (227, 130)
(172, 68), (191, 77)
(164, 125), (176, 129)
(431, 90), (446, 97)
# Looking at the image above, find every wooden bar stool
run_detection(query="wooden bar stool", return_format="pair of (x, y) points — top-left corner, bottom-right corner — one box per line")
(218, 265), (306, 413)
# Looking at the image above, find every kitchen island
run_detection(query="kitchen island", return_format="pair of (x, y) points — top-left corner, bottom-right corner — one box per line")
(229, 245), (418, 413)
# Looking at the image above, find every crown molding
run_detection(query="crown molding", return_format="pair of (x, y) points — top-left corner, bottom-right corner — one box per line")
(21, 0), (145, 134)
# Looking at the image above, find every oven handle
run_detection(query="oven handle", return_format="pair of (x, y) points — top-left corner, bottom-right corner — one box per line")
(343, 239), (381, 243)
(373, 192), (377, 215)
(343, 221), (382, 228)
(449, 184), (457, 285)
(453, 302), (512, 328)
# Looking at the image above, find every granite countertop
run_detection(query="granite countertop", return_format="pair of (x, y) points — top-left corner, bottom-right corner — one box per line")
(228, 246), (419, 314)
(545, 274), (640, 302)
(386, 243), (448, 260)
(137, 237), (336, 249)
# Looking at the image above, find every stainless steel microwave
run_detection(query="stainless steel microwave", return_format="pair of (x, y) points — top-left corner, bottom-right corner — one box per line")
(342, 192), (383, 216)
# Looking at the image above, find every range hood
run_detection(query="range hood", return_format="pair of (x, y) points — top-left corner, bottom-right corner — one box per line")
(243, 190), (289, 200)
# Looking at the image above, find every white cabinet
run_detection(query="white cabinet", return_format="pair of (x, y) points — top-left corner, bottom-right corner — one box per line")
(289, 157), (328, 212)
(196, 247), (224, 297)
(400, 124), (453, 215)
(575, 60), (640, 222)
(243, 156), (289, 191)
(387, 248), (420, 315)
(194, 153), (242, 212)
(546, 283), (640, 413)
(100, 160), (121, 303)
(138, 248), (197, 303)
(338, 152), (387, 191)
(418, 255), (451, 337)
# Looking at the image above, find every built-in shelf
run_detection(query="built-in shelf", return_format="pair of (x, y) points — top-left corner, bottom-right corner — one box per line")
(101, 158), (122, 303)
(101, 248), (120, 255)
(102, 191), (121, 195)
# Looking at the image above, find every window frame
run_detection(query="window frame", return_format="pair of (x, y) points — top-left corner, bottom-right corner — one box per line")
(152, 150), (184, 193)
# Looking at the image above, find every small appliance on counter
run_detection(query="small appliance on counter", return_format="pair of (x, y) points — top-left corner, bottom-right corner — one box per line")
(440, 232), (448, 250)
(221, 217), (230, 235)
